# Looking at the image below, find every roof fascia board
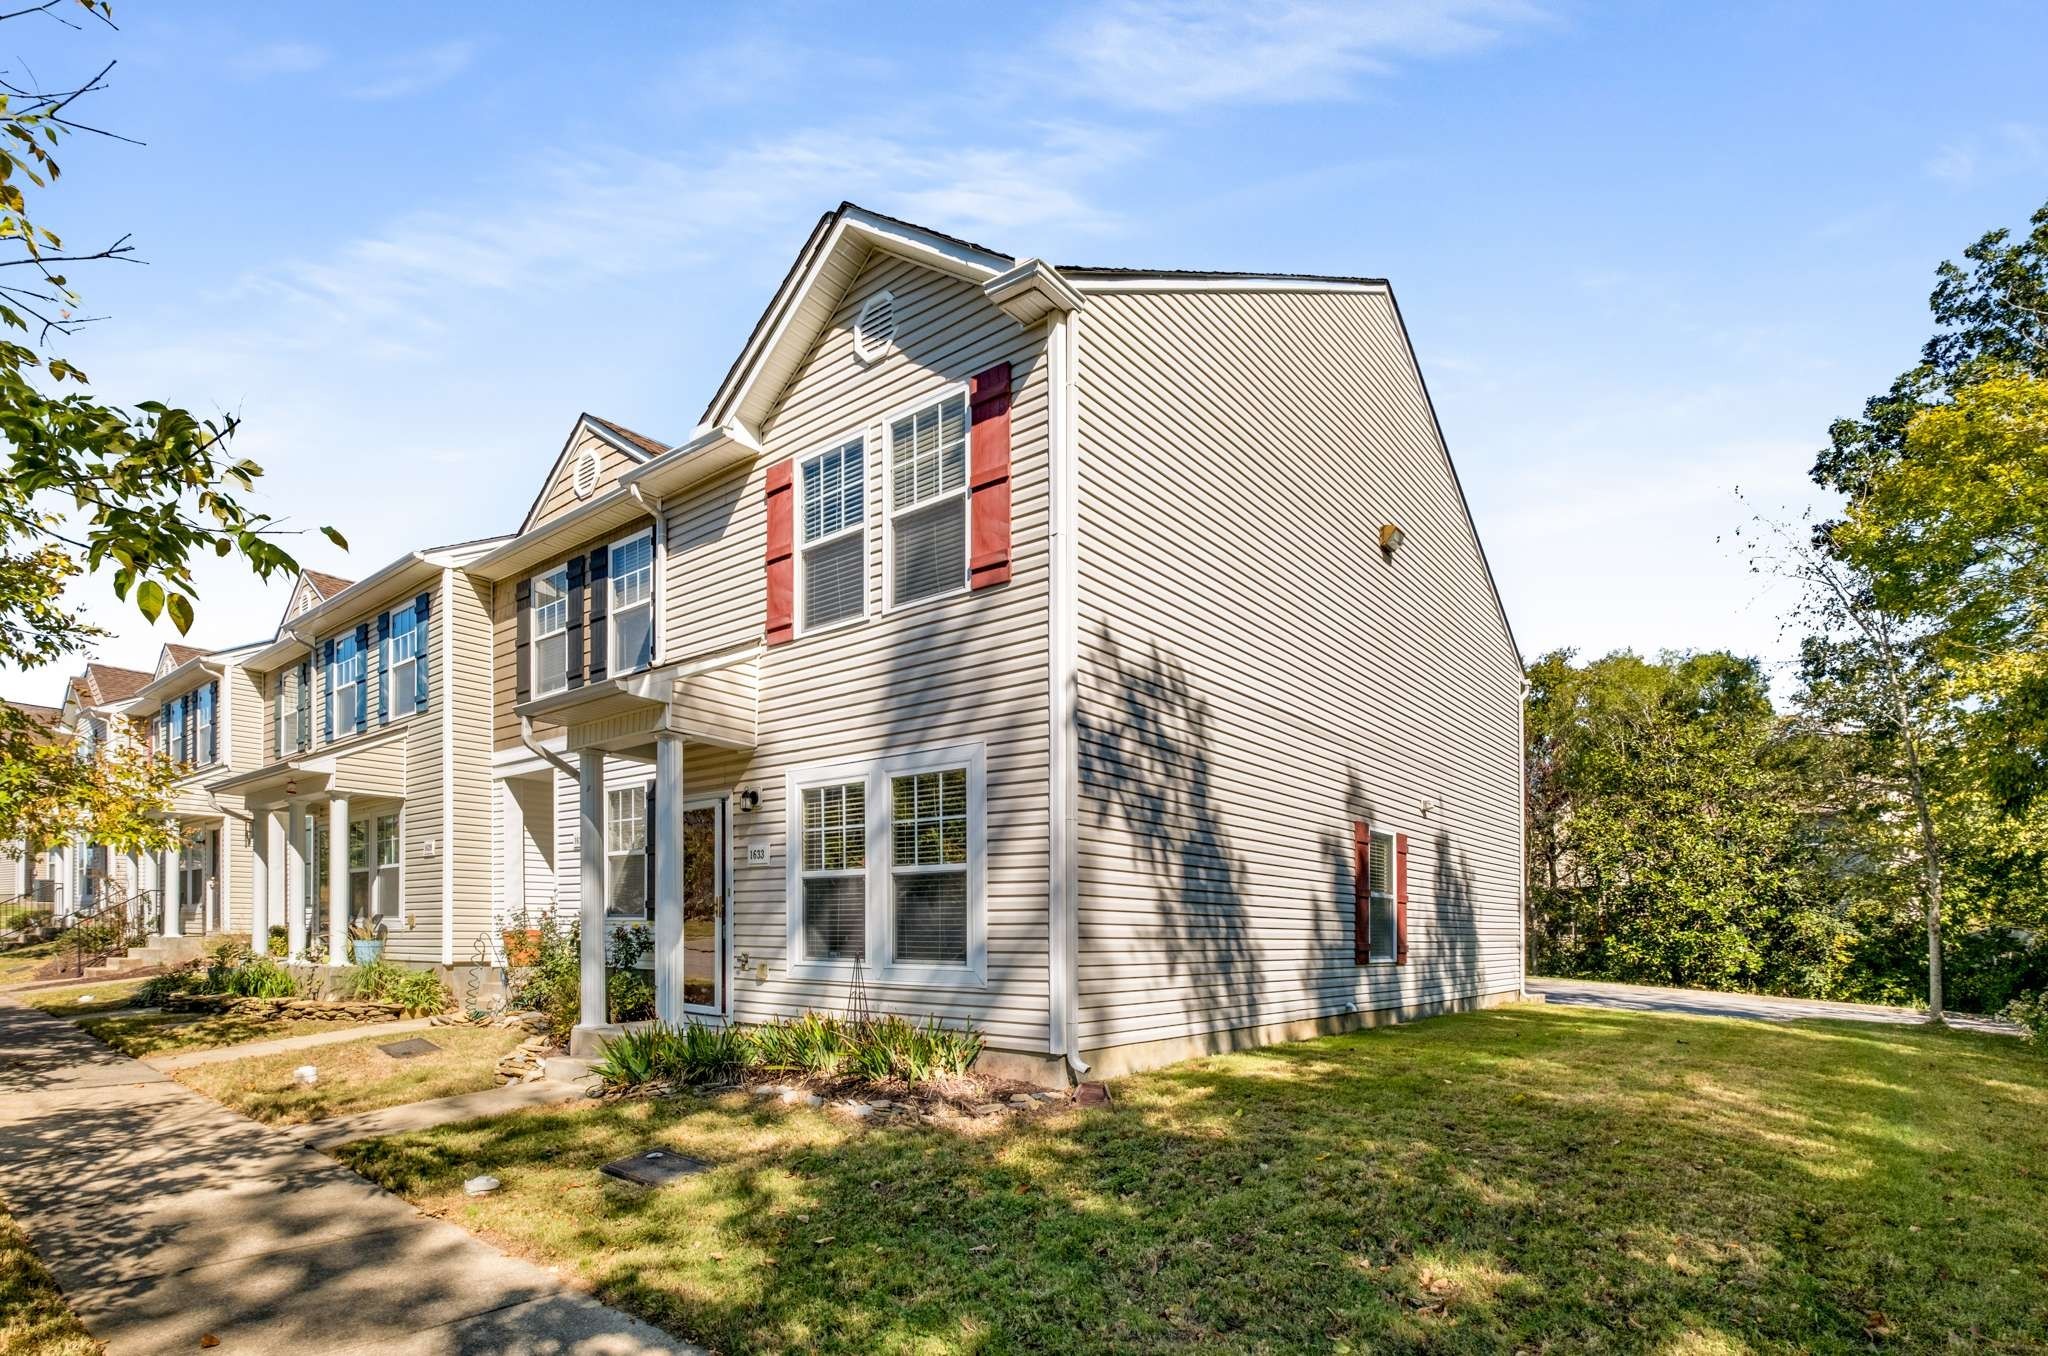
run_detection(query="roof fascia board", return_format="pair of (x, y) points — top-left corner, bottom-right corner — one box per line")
(1069, 275), (1389, 295)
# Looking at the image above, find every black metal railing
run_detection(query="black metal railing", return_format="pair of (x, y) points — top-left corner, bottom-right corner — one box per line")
(68, 889), (147, 976)
(0, 893), (56, 941)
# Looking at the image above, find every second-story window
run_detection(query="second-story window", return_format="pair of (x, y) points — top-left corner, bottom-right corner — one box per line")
(276, 660), (311, 757)
(609, 532), (655, 674)
(383, 597), (427, 721)
(196, 682), (217, 765)
(800, 436), (865, 631)
(164, 697), (187, 765)
(532, 565), (570, 697)
(887, 391), (969, 606)
(328, 630), (364, 741)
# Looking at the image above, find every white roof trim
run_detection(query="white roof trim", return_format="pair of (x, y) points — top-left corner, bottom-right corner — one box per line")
(1068, 275), (1389, 295)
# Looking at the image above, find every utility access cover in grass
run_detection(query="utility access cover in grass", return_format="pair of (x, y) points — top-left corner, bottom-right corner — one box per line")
(378, 1038), (442, 1059)
(601, 1150), (709, 1187)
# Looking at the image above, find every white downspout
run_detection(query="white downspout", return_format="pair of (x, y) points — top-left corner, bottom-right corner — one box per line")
(1047, 306), (1088, 1078)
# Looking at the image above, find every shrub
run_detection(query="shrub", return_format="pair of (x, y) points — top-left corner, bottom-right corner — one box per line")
(2003, 989), (2048, 1046)
(135, 962), (200, 1007)
(749, 1011), (849, 1076)
(267, 925), (288, 958)
(197, 941), (303, 999)
(338, 958), (449, 1014)
(748, 1012), (982, 1085)
(593, 1020), (751, 1091)
(505, 918), (657, 1035)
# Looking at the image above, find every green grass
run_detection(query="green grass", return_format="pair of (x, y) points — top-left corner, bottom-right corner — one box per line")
(174, 1026), (528, 1124)
(0, 1201), (98, 1355)
(14, 979), (391, 1058)
(15, 977), (147, 1016)
(0, 937), (74, 988)
(337, 1004), (2048, 1356)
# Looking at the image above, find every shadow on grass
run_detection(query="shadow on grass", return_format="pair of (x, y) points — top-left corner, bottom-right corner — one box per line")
(339, 1005), (2048, 1355)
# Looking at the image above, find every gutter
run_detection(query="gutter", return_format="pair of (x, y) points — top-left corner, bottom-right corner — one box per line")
(519, 715), (579, 782)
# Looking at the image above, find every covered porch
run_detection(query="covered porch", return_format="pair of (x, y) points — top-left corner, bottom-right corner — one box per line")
(514, 649), (757, 1055)
(212, 755), (407, 965)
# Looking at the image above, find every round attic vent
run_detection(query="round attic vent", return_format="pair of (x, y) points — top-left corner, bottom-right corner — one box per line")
(853, 290), (896, 362)
(571, 445), (601, 499)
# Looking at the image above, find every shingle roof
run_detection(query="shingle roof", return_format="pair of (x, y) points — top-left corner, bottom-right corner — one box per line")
(162, 643), (208, 668)
(584, 415), (669, 458)
(71, 663), (153, 707)
(303, 570), (354, 599)
(2, 700), (62, 728)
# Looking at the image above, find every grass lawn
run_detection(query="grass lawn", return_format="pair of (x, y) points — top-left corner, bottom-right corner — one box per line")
(174, 1025), (528, 1124)
(0, 1202), (97, 1356)
(339, 1004), (2048, 1355)
(13, 978), (392, 1058)
(0, 937), (75, 988)
(14, 977), (147, 1016)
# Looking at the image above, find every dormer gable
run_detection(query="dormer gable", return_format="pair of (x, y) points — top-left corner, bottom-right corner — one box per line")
(519, 414), (668, 533)
(280, 569), (354, 631)
(155, 643), (207, 680)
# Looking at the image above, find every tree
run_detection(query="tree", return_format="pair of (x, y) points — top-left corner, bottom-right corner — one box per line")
(0, 713), (176, 856)
(0, 2), (343, 851)
(1524, 649), (1849, 997)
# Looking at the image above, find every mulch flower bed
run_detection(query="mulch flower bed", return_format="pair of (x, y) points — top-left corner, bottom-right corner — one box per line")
(160, 994), (413, 1022)
(659, 1072), (1102, 1130)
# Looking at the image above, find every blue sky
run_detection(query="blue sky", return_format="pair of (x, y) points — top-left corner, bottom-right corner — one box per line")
(6, 0), (2046, 705)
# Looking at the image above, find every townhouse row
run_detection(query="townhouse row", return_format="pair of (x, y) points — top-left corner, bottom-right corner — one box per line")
(20, 203), (1527, 1078)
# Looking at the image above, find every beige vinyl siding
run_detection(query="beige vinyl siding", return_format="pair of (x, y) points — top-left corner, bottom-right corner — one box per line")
(1071, 286), (1524, 1058)
(445, 570), (497, 965)
(653, 248), (1054, 1052)
(529, 429), (641, 530)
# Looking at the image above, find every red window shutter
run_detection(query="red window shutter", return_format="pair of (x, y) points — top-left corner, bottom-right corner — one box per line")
(764, 459), (795, 646)
(1395, 832), (1410, 965)
(968, 361), (1012, 589)
(1352, 820), (1371, 966)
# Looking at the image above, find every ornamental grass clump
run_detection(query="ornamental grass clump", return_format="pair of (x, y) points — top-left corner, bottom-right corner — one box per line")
(594, 1021), (750, 1090)
(592, 1012), (985, 1093)
(337, 957), (450, 1014)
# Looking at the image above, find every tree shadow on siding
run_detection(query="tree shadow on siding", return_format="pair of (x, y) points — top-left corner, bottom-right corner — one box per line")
(1313, 768), (1378, 992)
(1430, 827), (1484, 999)
(1076, 630), (1254, 1003)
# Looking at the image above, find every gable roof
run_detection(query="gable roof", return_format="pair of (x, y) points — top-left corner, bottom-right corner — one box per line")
(156, 643), (208, 678)
(3, 700), (61, 728)
(516, 412), (672, 534)
(304, 571), (354, 600)
(68, 662), (152, 709)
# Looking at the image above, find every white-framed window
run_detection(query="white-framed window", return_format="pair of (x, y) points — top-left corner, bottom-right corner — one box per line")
(386, 605), (421, 719)
(606, 785), (648, 920)
(329, 631), (363, 740)
(1366, 829), (1397, 963)
(799, 435), (866, 632)
(785, 741), (986, 981)
(275, 669), (296, 757)
(798, 780), (866, 960)
(195, 683), (216, 765)
(374, 813), (401, 918)
(608, 531), (655, 674)
(886, 391), (970, 607)
(532, 565), (571, 697)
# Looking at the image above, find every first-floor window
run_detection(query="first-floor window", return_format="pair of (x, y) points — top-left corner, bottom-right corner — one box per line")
(1366, 829), (1396, 963)
(607, 785), (648, 920)
(374, 813), (401, 917)
(891, 769), (968, 965)
(800, 781), (866, 960)
(789, 745), (983, 975)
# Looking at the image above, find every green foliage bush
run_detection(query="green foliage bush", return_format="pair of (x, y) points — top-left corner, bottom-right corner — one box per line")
(507, 917), (657, 1036)
(2002, 990), (2048, 1046)
(337, 958), (449, 1014)
(138, 942), (304, 1003)
(594, 1011), (983, 1092)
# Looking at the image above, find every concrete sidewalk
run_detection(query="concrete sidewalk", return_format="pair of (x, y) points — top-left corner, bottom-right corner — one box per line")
(0, 996), (702, 1355)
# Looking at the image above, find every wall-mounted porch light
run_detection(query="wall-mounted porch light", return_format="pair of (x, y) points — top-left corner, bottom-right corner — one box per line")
(1379, 522), (1407, 555)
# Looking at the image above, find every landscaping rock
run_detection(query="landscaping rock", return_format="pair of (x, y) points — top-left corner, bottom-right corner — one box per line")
(1074, 1082), (1111, 1107)
(292, 1065), (318, 1086)
(841, 1101), (874, 1119)
(463, 1175), (500, 1197)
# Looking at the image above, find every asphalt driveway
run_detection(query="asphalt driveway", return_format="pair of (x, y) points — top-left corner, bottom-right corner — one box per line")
(1528, 977), (2023, 1036)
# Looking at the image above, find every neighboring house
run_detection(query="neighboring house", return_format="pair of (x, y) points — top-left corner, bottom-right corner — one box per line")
(0, 701), (64, 905)
(216, 539), (504, 972)
(123, 640), (268, 939)
(478, 203), (1525, 1077)
(50, 664), (155, 918)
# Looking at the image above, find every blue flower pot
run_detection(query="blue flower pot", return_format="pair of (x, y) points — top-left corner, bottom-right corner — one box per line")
(352, 939), (384, 965)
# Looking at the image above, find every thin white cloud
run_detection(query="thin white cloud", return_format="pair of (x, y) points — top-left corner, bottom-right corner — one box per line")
(231, 41), (328, 77)
(668, 33), (894, 104)
(349, 40), (477, 100)
(1925, 122), (2047, 186)
(1055, 0), (1545, 112)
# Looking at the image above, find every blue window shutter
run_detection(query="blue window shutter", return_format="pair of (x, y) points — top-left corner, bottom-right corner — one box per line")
(355, 623), (370, 731)
(415, 592), (431, 711)
(323, 639), (335, 742)
(376, 611), (390, 725)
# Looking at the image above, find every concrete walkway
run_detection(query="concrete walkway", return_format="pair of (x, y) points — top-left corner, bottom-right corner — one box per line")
(0, 996), (702, 1355)
(145, 1016), (439, 1072)
(1528, 977), (2024, 1035)
(303, 1078), (594, 1151)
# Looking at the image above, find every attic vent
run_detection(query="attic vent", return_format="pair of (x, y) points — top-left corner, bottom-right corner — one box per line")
(853, 290), (896, 362)
(571, 445), (601, 499)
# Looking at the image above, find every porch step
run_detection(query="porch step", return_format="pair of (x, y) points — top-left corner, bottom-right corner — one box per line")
(542, 1055), (600, 1084)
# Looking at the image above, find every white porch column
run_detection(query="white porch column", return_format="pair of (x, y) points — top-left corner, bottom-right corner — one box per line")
(264, 807), (287, 956)
(161, 821), (183, 938)
(126, 852), (142, 930)
(577, 749), (607, 1035)
(55, 840), (74, 920)
(501, 779), (525, 928)
(327, 796), (348, 964)
(249, 816), (269, 953)
(284, 804), (307, 960)
(654, 735), (686, 1026)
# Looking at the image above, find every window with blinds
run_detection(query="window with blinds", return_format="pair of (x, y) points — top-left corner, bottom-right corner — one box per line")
(888, 392), (969, 605)
(800, 437), (865, 630)
(891, 768), (967, 965)
(610, 531), (655, 672)
(386, 605), (420, 717)
(607, 785), (648, 919)
(800, 781), (866, 960)
(1367, 829), (1397, 962)
(532, 565), (570, 696)
(329, 630), (363, 740)
(374, 813), (401, 918)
